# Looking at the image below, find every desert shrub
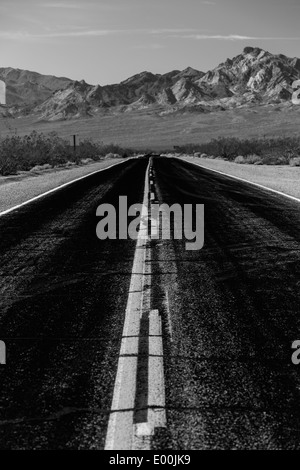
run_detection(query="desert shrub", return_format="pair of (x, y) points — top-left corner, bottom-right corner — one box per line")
(77, 139), (101, 161)
(80, 158), (94, 165)
(290, 157), (300, 166)
(30, 164), (52, 172)
(0, 131), (134, 175)
(261, 154), (287, 165)
(243, 154), (263, 164)
(105, 152), (120, 159)
(171, 136), (300, 165)
(234, 156), (245, 164)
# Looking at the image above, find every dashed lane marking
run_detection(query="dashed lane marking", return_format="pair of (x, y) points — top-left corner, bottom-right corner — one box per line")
(105, 159), (166, 450)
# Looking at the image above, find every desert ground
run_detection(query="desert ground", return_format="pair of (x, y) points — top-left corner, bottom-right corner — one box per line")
(1, 104), (300, 150)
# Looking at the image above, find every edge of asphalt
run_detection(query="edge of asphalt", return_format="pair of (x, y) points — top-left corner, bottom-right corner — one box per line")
(0, 157), (136, 218)
(179, 157), (300, 204)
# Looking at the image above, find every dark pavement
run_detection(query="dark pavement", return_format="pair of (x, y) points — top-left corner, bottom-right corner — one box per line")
(1, 156), (300, 449)
(0, 158), (147, 449)
(151, 157), (300, 450)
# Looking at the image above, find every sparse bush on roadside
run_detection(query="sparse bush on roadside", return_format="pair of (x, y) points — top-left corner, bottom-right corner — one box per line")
(172, 136), (300, 165)
(244, 154), (262, 164)
(77, 139), (102, 161)
(290, 157), (300, 166)
(105, 152), (121, 159)
(260, 153), (289, 165)
(80, 158), (94, 165)
(30, 164), (52, 172)
(0, 131), (134, 176)
(235, 154), (263, 164)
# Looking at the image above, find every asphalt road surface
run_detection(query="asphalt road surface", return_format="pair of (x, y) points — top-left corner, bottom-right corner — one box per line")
(1, 156), (300, 449)
(0, 158), (147, 449)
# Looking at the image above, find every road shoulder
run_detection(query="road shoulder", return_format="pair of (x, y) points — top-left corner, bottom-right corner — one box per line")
(0, 158), (125, 214)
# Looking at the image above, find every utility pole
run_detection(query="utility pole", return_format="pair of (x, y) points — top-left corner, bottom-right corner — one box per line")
(73, 134), (77, 153)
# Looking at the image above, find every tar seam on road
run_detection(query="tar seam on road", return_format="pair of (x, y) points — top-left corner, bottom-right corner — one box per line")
(181, 158), (300, 204)
(0, 158), (134, 218)
(105, 159), (166, 450)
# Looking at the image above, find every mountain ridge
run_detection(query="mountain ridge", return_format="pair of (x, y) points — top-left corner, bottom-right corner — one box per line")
(1, 46), (300, 120)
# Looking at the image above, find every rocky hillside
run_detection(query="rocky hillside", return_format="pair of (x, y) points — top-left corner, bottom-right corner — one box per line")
(0, 67), (73, 109)
(2, 47), (300, 120)
(195, 46), (300, 106)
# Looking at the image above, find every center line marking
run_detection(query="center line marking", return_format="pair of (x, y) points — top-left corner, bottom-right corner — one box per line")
(105, 158), (166, 450)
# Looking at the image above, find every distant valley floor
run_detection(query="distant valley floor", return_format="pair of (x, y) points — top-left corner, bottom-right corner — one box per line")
(1, 104), (300, 150)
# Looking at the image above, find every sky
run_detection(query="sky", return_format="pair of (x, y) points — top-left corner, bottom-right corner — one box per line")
(1, 0), (300, 85)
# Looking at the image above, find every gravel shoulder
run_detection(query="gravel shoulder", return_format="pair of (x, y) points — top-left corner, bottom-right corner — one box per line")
(180, 156), (300, 200)
(0, 158), (125, 213)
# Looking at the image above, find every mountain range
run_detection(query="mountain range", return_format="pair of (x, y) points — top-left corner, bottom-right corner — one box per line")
(1, 46), (300, 121)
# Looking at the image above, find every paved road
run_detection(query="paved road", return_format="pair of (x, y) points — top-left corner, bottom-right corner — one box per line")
(0, 158), (147, 449)
(1, 156), (300, 449)
(151, 157), (300, 450)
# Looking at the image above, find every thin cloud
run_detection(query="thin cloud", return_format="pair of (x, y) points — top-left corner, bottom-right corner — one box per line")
(5, 30), (296, 42)
(179, 34), (300, 41)
(0, 29), (129, 40)
(150, 28), (199, 35)
(0, 28), (206, 40)
(40, 2), (89, 8)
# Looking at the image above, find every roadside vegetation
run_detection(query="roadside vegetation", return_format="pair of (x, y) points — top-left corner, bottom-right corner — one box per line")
(173, 136), (300, 166)
(2, 130), (300, 177)
(0, 131), (134, 176)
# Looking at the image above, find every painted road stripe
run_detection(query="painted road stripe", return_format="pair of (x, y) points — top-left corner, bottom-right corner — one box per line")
(133, 310), (166, 449)
(182, 158), (300, 204)
(0, 158), (135, 218)
(105, 159), (166, 450)
(148, 310), (166, 431)
(150, 210), (159, 239)
(105, 160), (150, 450)
(132, 236), (153, 451)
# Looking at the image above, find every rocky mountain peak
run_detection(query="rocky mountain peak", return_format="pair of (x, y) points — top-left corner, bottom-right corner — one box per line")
(2, 46), (300, 120)
(243, 46), (263, 55)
